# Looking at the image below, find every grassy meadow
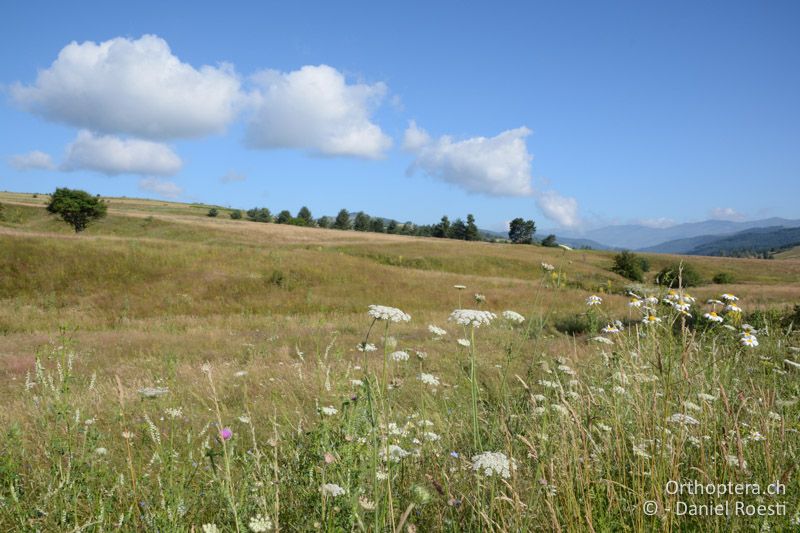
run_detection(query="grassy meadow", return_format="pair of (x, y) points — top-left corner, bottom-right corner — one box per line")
(1, 191), (799, 531)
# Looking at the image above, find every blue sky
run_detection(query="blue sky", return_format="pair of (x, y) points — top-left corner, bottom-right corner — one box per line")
(1, 1), (798, 233)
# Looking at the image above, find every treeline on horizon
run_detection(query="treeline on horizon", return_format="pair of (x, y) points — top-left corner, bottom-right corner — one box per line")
(218, 205), (557, 245)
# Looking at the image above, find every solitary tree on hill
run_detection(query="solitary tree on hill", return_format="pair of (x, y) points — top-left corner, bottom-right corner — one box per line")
(46, 188), (107, 233)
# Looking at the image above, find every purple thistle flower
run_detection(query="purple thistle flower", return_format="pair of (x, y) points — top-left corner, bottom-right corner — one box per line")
(220, 427), (233, 441)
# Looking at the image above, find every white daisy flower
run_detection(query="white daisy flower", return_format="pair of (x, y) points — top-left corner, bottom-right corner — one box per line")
(586, 295), (602, 306)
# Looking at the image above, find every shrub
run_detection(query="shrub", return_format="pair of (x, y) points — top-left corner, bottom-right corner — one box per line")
(246, 207), (272, 223)
(712, 272), (735, 284)
(229, 209), (242, 220)
(610, 251), (650, 282)
(0, 202), (5, 221)
(207, 208), (218, 217)
(656, 262), (703, 287)
(541, 234), (558, 247)
(46, 188), (107, 233)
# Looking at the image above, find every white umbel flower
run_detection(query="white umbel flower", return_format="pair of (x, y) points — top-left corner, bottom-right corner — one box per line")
(368, 305), (411, 323)
(391, 351), (410, 362)
(248, 514), (273, 532)
(471, 451), (516, 479)
(419, 373), (440, 387)
(502, 310), (525, 323)
(667, 413), (700, 426)
(320, 406), (338, 416)
(457, 338), (471, 348)
(320, 483), (346, 497)
(449, 309), (497, 328)
(428, 324), (447, 336)
(381, 444), (410, 462)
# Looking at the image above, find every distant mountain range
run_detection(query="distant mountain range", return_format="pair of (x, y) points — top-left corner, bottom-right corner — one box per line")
(546, 217), (800, 255)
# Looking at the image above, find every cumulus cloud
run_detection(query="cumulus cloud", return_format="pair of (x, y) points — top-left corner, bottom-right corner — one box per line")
(535, 190), (581, 228)
(9, 150), (55, 170)
(61, 130), (182, 176)
(245, 65), (391, 158)
(11, 35), (241, 140)
(710, 207), (745, 221)
(139, 177), (183, 199)
(220, 170), (246, 183)
(403, 121), (534, 196)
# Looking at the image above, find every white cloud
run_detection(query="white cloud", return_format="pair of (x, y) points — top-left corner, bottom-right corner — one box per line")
(9, 150), (55, 170)
(220, 170), (246, 183)
(11, 35), (241, 140)
(536, 190), (581, 228)
(710, 207), (745, 221)
(403, 122), (534, 196)
(245, 65), (391, 158)
(62, 130), (182, 176)
(139, 177), (183, 199)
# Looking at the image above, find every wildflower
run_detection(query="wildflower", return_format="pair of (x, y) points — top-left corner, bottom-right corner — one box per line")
(381, 444), (410, 462)
(767, 412), (782, 422)
(359, 496), (376, 511)
(642, 314), (662, 325)
(357, 342), (377, 352)
(628, 298), (642, 308)
(721, 293), (739, 302)
(740, 334), (759, 348)
(667, 413), (700, 426)
(424, 431), (440, 442)
(350, 379), (364, 387)
(725, 304), (742, 313)
(471, 451), (516, 478)
(413, 349), (427, 360)
(449, 309), (497, 328)
(238, 415), (251, 424)
(683, 401), (702, 412)
(137, 386), (169, 399)
(632, 444), (651, 459)
(428, 324), (447, 336)
(725, 454), (747, 470)
(248, 514), (273, 532)
(419, 373), (440, 387)
(601, 324), (620, 334)
(219, 428), (233, 441)
(368, 305), (411, 323)
(557, 364), (575, 376)
(697, 393), (717, 402)
(703, 311), (723, 323)
(541, 262), (555, 272)
(389, 350), (409, 362)
(453, 284), (467, 290)
(749, 431), (766, 442)
(644, 296), (659, 305)
(474, 293), (486, 303)
(320, 483), (346, 497)
(203, 525), (220, 533)
(591, 336), (614, 345)
(672, 300), (691, 313)
(457, 338), (471, 348)
(121, 431), (134, 440)
(376, 470), (389, 480)
(165, 407), (183, 419)
(613, 386), (626, 395)
(502, 310), (525, 323)
(321, 406), (338, 416)
(586, 295), (602, 306)
(741, 323), (757, 333)
(95, 447), (108, 456)
(234, 370), (248, 377)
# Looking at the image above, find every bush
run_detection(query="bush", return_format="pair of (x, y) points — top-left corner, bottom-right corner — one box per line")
(207, 208), (218, 217)
(656, 262), (703, 287)
(712, 272), (735, 284)
(46, 188), (107, 233)
(610, 251), (650, 282)
(0, 202), (5, 221)
(229, 209), (242, 220)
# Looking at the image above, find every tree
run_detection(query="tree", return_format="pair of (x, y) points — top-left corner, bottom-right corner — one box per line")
(229, 209), (242, 220)
(656, 262), (704, 288)
(369, 217), (385, 233)
(353, 211), (371, 231)
(611, 250), (649, 282)
(508, 218), (535, 244)
(449, 218), (467, 240)
(317, 216), (332, 229)
(334, 209), (351, 230)
(386, 220), (399, 234)
(297, 206), (313, 226)
(465, 214), (480, 241)
(401, 221), (416, 235)
(246, 207), (272, 223)
(46, 188), (107, 233)
(541, 234), (558, 247)
(433, 215), (450, 238)
(207, 208), (219, 218)
(276, 210), (293, 224)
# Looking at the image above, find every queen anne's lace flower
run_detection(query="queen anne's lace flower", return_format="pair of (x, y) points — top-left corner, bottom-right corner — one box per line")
(667, 413), (700, 426)
(381, 444), (410, 462)
(428, 324), (447, 336)
(320, 483), (346, 497)
(449, 309), (497, 328)
(321, 406), (338, 416)
(471, 451), (516, 478)
(457, 338), (471, 347)
(357, 343), (377, 352)
(419, 373), (440, 387)
(248, 514), (273, 532)
(502, 310), (525, 323)
(368, 305), (411, 323)
(391, 350), (410, 362)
